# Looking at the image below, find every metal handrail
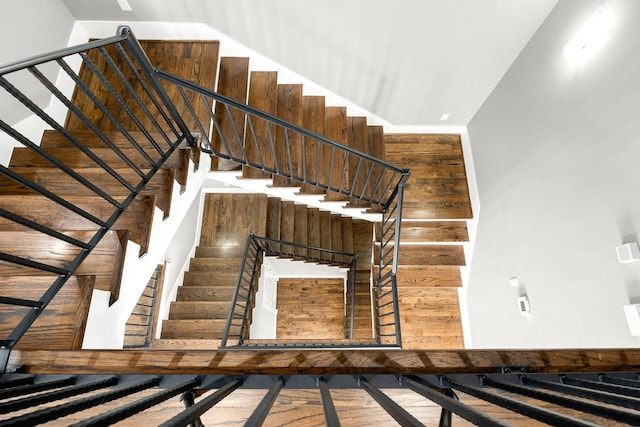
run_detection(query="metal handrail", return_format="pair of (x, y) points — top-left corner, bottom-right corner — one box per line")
(220, 233), (358, 348)
(152, 70), (410, 209)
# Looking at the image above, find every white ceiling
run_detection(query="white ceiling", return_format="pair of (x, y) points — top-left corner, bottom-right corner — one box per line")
(62, 0), (559, 126)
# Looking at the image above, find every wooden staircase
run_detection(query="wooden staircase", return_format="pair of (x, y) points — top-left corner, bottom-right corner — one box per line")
(1, 36), (473, 352)
(0, 39), (218, 349)
(156, 193), (374, 347)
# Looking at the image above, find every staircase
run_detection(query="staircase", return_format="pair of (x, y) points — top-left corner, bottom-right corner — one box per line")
(0, 29), (472, 353)
(0, 36), (217, 350)
(155, 193), (373, 348)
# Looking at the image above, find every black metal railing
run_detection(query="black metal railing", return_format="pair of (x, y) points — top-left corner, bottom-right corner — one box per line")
(152, 65), (410, 347)
(374, 177), (408, 346)
(220, 233), (358, 348)
(0, 26), (195, 366)
(1, 371), (639, 425)
(0, 25), (409, 359)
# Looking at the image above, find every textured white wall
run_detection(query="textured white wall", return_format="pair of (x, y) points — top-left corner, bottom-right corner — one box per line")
(466, 0), (640, 348)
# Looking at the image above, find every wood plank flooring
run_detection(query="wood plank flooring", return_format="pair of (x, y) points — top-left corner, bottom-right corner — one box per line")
(277, 278), (345, 339)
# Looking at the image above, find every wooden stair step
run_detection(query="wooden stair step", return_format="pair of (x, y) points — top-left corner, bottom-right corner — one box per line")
(403, 179), (472, 203)
(293, 204), (307, 257)
(198, 193), (268, 246)
(361, 125), (386, 204)
(297, 95), (327, 194)
(0, 275), (93, 350)
(242, 71), (278, 179)
(0, 195), (155, 256)
(168, 301), (230, 319)
(188, 257), (244, 272)
(66, 40), (220, 136)
(12, 138), (193, 190)
(196, 246), (244, 258)
(345, 116), (371, 208)
(392, 158), (467, 179)
(194, 246), (246, 259)
(279, 200), (295, 243)
(176, 286), (236, 302)
(151, 339), (221, 350)
(384, 133), (473, 220)
(318, 210), (332, 250)
(123, 334), (148, 348)
(401, 203), (473, 220)
(1, 167), (175, 218)
(330, 215), (343, 253)
(375, 220), (469, 243)
(384, 134), (464, 158)
(352, 220), (373, 271)
(266, 197), (281, 241)
(182, 271), (239, 287)
(342, 217), (354, 254)
(0, 229), (123, 276)
(306, 207), (320, 258)
(160, 319), (232, 340)
(210, 57), (250, 171)
(323, 106), (348, 201)
(374, 244), (466, 266)
(271, 84), (303, 187)
(9, 147), (168, 171)
(389, 265), (463, 287)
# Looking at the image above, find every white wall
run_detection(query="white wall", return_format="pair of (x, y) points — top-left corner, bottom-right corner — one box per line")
(466, 0), (640, 348)
(0, 0), (77, 163)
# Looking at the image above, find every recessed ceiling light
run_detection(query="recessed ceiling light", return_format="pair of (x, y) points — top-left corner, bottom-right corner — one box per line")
(563, 6), (612, 62)
(116, 0), (132, 12)
(440, 113), (450, 121)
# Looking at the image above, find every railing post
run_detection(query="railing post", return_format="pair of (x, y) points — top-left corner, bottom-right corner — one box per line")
(117, 26), (197, 146)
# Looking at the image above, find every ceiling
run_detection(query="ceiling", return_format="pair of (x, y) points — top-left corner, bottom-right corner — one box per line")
(62, 0), (559, 126)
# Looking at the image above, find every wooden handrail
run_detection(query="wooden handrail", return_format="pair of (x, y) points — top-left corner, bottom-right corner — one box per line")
(12, 348), (640, 375)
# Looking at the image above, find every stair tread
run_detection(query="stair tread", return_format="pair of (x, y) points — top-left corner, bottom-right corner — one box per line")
(66, 40), (219, 136)
(242, 71), (278, 179)
(151, 339), (221, 350)
(272, 84), (304, 187)
(176, 286), (235, 301)
(375, 220), (469, 243)
(169, 301), (230, 319)
(0, 194), (155, 256)
(210, 57), (250, 171)
(160, 319), (232, 340)
(374, 244), (466, 266)
(182, 271), (239, 287)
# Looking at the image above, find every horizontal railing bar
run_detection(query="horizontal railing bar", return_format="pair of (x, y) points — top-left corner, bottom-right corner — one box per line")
(0, 297), (41, 308)
(0, 208), (92, 250)
(521, 375), (640, 411)
(0, 376), (76, 401)
(445, 376), (598, 427)
(73, 377), (201, 426)
(484, 376), (640, 425)
(402, 376), (511, 427)
(0, 34), (128, 76)
(0, 376), (117, 415)
(0, 252), (70, 275)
